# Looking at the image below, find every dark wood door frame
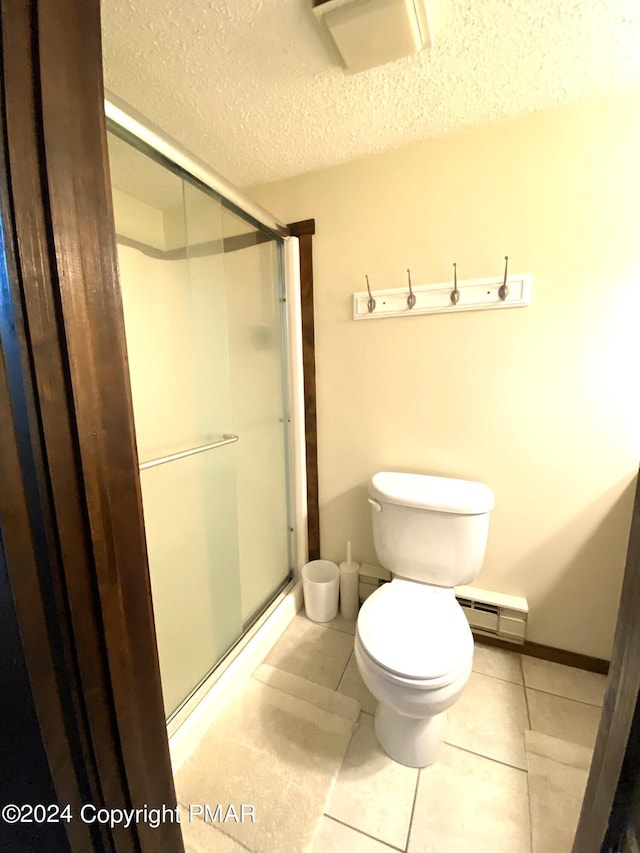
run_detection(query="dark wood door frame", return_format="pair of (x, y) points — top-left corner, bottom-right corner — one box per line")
(573, 468), (640, 852)
(0, 2), (182, 850)
(288, 219), (320, 561)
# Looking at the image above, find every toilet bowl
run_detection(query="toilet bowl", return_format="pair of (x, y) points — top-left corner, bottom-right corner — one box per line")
(356, 472), (494, 767)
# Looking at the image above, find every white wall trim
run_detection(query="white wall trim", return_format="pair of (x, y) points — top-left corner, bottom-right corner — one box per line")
(284, 235), (309, 576)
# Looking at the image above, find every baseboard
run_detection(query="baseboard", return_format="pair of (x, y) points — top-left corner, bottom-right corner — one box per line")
(473, 632), (610, 675)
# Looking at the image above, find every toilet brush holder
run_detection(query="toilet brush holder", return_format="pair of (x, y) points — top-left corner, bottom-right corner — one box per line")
(339, 541), (360, 620)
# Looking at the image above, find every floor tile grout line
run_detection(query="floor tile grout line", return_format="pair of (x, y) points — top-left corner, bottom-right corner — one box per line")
(521, 655), (532, 729)
(519, 652), (605, 707)
(525, 761), (534, 853)
(472, 668), (525, 687)
(403, 767), (421, 853)
(521, 651), (543, 851)
(478, 647), (605, 691)
(523, 684), (605, 709)
(335, 647), (355, 692)
(296, 613), (356, 637)
(444, 740), (528, 773)
(322, 813), (405, 852)
(521, 654), (535, 853)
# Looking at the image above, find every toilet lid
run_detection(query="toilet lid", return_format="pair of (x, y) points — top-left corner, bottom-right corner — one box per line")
(357, 581), (472, 680)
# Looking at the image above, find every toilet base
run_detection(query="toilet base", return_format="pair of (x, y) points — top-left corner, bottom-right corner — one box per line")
(374, 703), (445, 768)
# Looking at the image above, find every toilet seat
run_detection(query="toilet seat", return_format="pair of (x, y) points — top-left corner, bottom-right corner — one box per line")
(357, 580), (472, 683)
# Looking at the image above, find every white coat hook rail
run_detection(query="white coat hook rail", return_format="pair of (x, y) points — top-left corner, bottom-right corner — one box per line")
(353, 257), (532, 320)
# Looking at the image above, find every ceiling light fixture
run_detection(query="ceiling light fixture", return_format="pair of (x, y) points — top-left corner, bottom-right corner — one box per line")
(312, 0), (435, 74)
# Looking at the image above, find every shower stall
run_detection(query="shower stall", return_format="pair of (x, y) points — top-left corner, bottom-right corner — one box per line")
(105, 97), (307, 727)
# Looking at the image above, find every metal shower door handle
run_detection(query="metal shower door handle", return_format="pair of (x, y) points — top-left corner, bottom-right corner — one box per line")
(139, 433), (239, 471)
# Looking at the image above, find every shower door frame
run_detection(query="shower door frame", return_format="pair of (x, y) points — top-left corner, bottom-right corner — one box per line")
(105, 95), (311, 721)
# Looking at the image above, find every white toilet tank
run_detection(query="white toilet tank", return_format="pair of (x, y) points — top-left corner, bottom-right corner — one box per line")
(369, 472), (494, 587)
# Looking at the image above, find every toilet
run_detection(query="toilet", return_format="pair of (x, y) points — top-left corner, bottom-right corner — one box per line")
(355, 471), (494, 768)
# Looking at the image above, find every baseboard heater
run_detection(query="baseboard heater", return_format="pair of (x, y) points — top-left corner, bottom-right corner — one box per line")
(358, 565), (529, 645)
(455, 585), (529, 644)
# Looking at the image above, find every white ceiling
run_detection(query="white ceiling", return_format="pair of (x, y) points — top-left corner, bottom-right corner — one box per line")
(101, 0), (640, 189)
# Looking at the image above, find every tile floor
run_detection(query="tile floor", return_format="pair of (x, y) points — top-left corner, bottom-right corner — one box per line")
(269, 612), (607, 852)
(183, 610), (608, 852)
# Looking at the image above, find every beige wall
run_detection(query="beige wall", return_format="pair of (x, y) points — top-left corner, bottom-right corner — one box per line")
(249, 92), (640, 659)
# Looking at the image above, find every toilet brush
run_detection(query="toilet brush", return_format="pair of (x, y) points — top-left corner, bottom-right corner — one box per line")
(339, 541), (360, 620)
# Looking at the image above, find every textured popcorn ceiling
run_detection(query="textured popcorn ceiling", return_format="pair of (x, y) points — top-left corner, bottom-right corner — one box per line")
(102, 0), (640, 188)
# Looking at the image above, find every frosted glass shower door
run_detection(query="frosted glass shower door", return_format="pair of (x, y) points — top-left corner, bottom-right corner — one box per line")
(182, 181), (291, 624)
(109, 132), (243, 718)
(216, 201), (291, 623)
(108, 127), (292, 720)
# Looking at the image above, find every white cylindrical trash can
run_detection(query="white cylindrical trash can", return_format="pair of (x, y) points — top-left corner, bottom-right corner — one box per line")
(302, 560), (340, 622)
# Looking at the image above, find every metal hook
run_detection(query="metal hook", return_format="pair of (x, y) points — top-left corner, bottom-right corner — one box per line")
(498, 256), (509, 301)
(406, 269), (416, 309)
(450, 263), (460, 305)
(365, 274), (376, 313)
